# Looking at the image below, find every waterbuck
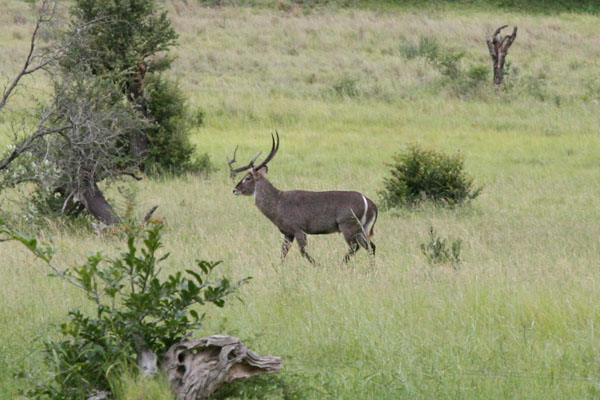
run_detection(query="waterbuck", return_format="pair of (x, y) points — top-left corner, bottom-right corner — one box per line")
(230, 132), (378, 264)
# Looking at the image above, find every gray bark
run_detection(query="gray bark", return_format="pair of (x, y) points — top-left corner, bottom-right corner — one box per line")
(80, 182), (120, 225)
(486, 25), (518, 85)
(161, 335), (283, 400)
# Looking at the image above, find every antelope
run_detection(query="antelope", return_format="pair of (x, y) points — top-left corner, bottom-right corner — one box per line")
(230, 132), (378, 264)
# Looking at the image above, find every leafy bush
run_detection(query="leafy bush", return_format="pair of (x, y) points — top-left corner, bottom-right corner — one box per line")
(400, 36), (489, 96)
(144, 75), (198, 173)
(420, 226), (462, 269)
(448, 64), (490, 97)
(8, 218), (248, 399)
(332, 76), (360, 98)
(64, 0), (204, 174)
(379, 145), (481, 208)
(193, 107), (206, 127)
(466, 65), (489, 82)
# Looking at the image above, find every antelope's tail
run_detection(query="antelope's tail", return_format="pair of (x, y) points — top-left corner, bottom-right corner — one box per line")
(364, 202), (378, 241)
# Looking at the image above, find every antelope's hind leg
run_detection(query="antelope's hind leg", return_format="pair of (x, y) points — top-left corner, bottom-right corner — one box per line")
(281, 234), (294, 260)
(295, 232), (315, 264)
(369, 241), (376, 256)
(341, 222), (373, 263)
(342, 240), (359, 263)
(356, 234), (376, 257)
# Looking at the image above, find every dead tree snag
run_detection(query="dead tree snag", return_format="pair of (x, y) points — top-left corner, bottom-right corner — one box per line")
(486, 25), (518, 86)
(162, 335), (283, 400)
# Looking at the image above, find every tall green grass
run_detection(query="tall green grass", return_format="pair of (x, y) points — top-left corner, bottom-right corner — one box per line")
(1, 1), (599, 399)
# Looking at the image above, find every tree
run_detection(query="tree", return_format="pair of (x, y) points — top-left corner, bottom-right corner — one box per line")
(1, 0), (202, 226)
(24, 72), (143, 224)
(0, 0), (90, 172)
(0, 1), (146, 225)
(63, 0), (196, 171)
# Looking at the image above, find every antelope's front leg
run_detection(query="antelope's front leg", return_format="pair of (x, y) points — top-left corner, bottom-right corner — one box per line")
(295, 232), (315, 264)
(281, 234), (294, 260)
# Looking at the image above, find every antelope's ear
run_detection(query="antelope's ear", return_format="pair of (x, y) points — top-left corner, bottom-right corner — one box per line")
(257, 166), (268, 177)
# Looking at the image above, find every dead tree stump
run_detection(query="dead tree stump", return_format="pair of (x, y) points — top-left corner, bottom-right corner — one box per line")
(161, 335), (283, 400)
(486, 25), (518, 86)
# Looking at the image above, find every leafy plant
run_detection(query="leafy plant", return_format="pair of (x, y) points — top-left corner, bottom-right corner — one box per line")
(333, 76), (360, 98)
(400, 36), (489, 96)
(379, 145), (481, 208)
(1, 217), (248, 399)
(143, 75), (198, 173)
(420, 226), (462, 269)
(64, 0), (199, 174)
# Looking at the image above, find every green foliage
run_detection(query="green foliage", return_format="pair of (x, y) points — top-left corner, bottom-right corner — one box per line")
(66, 0), (178, 81)
(143, 75), (196, 173)
(400, 36), (488, 97)
(420, 226), (462, 269)
(64, 0), (201, 173)
(112, 372), (174, 400)
(466, 64), (489, 82)
(193, 107), (206, 127)
(0, 217), (55, 262)
(434, 50), (465, 79)
(14, 219), (247, 399)
(332, 76), (360, 98)
(379, 145), (481, 208)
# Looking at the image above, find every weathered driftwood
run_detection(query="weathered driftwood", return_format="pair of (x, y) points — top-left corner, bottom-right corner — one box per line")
(161, 335), (283, 400)
(486, 25), (518, 85)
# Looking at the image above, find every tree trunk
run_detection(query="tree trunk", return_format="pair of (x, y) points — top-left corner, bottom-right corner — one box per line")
(128, 60), (150, 164)
(486, 25), (517, 86)
(80, 182), (120, 225)
(129, 129), (148, 164)
(161, 335), (283, 400)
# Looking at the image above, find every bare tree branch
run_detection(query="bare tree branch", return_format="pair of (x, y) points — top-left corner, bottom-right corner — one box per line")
(0, 0), (104, 174)
(0, 125), (70, 171)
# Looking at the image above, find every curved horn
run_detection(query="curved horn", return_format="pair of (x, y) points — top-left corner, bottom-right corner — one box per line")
(228, 145), (263, 178)
(253, 131), (280, 172)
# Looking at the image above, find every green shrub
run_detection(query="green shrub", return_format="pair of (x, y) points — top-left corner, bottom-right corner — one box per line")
(400, 36), (491, 97)
(192, 107), (206, 127)
(420, 226), (462, 269)
(144, 75), (196, 173)
(65, 0), (206, 174)
(379, 145), (481, 208)
(466, 65), (489, 82)
(448, 64), (490, 97)
(8, 218), (248, 399)
(435, 51), (465, 79)
(332, 76), (360, 98)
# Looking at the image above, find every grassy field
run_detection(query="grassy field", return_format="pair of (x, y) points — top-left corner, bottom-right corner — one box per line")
(1, 1), (600, 398)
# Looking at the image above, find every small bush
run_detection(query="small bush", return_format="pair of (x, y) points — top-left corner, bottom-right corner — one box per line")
(188, 152), (216, 176)
(192, 107), (206, 127)
(12, 218), (248, 399)
(420, 226), (462, 269)
(466, 65), (489, 82)
(332, 76), (360, 98)
(400, 36), (492, 97)
(379, 145), (481, 208)
(434, 50), (465, 79)
(144, 75), (196, 172)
